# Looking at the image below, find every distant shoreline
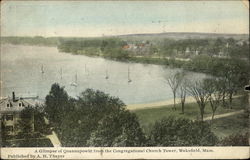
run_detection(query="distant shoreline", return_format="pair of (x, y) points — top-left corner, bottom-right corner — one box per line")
(126, 96), (196, 111)
(1, 32), (249, 39)
(127, 94), (243, 111)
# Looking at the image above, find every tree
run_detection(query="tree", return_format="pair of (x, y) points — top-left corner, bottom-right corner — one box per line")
(213, 57), (250, 109)
(187, 79), (210, 121)
(177, 78), (187, 114)
(33, 105), (51, 135)
(44, 83), (73, 127)
(60, 89), (126, 146)
(149, 117), (218, 146)
(213, 38), (224, 55)
(57, 88), (146, 147)
(165, 71), (184, 110)
(16, 106), (50, 147)
(223, 61), (248, 108)
(86, 111), (146, 147)
(17, 106), (49, 137)
(225, 68), (238, 108)
(219, 77), (229, 107)
(1, 121), (10, 147)
(204, 78), (223, 121)
(16, 106), (35, 139)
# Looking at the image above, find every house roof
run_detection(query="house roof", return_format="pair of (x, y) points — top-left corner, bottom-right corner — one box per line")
(0, 96), (42, 113)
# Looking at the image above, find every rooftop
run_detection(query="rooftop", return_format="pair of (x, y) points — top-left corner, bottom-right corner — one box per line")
(0, 92), (42, 113)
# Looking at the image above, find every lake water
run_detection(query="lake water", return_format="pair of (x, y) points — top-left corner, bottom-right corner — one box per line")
(0, 44), (205, 105)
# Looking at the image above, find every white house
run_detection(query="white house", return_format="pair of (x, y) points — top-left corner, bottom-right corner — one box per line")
(0, 92), (40, 135)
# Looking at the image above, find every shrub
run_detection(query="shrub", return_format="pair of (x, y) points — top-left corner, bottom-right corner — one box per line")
(220, 133), (249, 146)
(149, 116), (218, 146)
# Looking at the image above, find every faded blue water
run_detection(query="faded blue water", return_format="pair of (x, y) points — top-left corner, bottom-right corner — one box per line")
(0, 44), (205, 105)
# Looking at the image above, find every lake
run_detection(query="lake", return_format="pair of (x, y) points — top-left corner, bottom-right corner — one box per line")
(0, 44), (205, 105)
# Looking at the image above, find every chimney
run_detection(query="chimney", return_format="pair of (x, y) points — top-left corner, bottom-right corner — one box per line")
(12, 92), (15, 101)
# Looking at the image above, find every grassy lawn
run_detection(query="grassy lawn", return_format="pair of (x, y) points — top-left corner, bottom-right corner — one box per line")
(211, 112), (249, 138)
(133, 96), (248, 137)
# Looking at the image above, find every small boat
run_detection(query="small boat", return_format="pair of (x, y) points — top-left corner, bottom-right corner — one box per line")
(128, 67), (132, 83)
(71, 82), (77, 87)
(70, 73), (78, 87)
(105, 70), (109, 79)
(60, 68), (63, 80)
(41, 65), (45, 74)
(85, 64), (90, 76)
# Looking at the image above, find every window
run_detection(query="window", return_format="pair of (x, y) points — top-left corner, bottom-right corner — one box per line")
(19, 102), (22, 107)
(6, 115), (13, 121)
(7, 103), (13, 107)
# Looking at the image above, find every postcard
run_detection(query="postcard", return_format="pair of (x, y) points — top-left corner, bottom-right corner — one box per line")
(0, 0), (249, 159)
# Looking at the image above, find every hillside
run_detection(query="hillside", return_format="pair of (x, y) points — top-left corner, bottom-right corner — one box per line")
(116, 32), (249, 41)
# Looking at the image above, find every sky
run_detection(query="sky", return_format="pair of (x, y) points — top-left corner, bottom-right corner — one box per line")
(1, 1), (249, 37)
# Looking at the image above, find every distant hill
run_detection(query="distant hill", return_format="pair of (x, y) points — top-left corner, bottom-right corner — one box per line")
(1, 32), (249, 46)
(115, 32), (249, 40)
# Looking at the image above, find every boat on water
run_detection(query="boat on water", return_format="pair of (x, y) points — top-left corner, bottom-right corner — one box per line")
(128, 67), (132, 83)
(60, 68), (63, 80)
(105, 70), (109, 79)
(41, 65), (45, 74)
(70, 73), (78, 87)
(85, 64), (90, 76)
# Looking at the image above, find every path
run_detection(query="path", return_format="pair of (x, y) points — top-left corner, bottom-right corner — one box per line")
(204, 110), (245, 121)
(44, 117), (62, 147)
(46, 131), (62, 147)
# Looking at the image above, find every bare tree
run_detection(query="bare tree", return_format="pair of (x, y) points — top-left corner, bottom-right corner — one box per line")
(220, 77), (228, 108)
(205, 78), (224, 122)
(178, 79), (187, 114)
(187, 79), (210, 121)
(223, 63), (243, 109)
(165, 71), (184, 110)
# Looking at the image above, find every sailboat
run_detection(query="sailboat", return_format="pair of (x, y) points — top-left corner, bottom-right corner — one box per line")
(70, 73), (78, 87)
(85, 64), (90, 76)
(128, 67), (132, 83)
(60, 68), (63, 80)
(41, 65), (45, 74)
(105, 70), (109, 79)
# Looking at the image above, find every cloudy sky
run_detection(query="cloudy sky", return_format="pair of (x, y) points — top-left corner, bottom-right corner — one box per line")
(1, 1), (249, 37)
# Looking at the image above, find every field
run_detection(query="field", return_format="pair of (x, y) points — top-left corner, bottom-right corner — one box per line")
(132, 96), (248, 138)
